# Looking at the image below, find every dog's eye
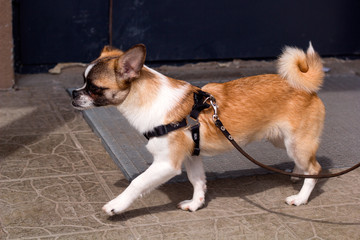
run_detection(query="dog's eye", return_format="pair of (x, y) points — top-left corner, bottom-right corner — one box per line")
(88, 85), (99, 94)
(87, 84), (106, 95)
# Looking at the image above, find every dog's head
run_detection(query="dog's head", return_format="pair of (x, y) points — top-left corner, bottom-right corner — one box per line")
(71, 44), (146, 110)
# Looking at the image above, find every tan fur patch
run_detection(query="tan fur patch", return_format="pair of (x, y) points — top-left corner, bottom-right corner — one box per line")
(123, 68), (161, 108)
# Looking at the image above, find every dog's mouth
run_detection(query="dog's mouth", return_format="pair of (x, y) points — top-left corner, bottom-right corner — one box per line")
(71, 100), (85, 110)
(71, 98), (94, 110)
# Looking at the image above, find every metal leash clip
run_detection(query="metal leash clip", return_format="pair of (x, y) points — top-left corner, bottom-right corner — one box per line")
(208, 96), (219, 122)
(202, 94), (218, 122)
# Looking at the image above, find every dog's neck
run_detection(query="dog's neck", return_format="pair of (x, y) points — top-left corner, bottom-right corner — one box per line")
(117, 66), (194, 134)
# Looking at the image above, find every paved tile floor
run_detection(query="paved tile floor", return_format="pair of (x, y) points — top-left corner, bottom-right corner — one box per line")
(1, 58), (360, 239)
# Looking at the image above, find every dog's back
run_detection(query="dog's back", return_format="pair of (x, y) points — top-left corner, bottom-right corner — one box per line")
(199, 43), (325, 153)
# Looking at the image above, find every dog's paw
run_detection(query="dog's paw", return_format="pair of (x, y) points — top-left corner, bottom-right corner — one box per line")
(102, 198), (127, 216)
(177, 198), (205, 212)
(285, 194), (308, 206)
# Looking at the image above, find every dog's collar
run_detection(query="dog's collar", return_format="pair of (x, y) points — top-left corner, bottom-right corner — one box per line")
(143, 90), (213, 156)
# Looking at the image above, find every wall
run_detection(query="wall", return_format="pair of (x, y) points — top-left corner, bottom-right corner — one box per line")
(13, 0), (360, 73)
(13, 0), (109, 73)
(0, 0), (14, 89)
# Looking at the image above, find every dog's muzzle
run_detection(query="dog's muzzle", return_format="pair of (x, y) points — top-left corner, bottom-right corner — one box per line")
(71, 89), (81, 107)
(71, 89), (93, 110)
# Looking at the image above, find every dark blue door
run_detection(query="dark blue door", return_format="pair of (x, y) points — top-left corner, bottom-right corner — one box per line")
(13, 0), (360, 73)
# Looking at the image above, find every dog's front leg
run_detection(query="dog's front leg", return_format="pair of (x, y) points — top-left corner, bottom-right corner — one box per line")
(178, 157), (207, 212)
(102, 159), (181, 216)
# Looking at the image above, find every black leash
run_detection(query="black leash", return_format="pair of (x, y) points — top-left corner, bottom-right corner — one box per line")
(208, 97), (360, 179)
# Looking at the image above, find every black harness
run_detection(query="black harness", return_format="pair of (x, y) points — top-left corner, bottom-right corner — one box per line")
(143, 90), (212, 156)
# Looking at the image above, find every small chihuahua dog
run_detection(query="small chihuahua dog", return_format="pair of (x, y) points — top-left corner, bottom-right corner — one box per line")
(72, 43), (325, 216)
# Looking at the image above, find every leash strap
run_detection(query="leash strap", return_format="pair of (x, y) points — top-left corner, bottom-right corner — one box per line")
(214, 118), (360, 179)
(143, 118), (187, 140)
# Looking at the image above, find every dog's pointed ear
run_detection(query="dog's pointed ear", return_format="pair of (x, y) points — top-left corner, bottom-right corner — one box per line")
(99, 45), (123, 58)
(116, 44), (146, 80)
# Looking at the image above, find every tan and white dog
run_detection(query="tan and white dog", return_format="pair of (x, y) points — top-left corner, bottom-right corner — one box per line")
(72, 43), (325, 216)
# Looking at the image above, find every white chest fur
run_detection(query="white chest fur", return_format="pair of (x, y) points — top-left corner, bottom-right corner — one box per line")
(117, 67), (190, 134)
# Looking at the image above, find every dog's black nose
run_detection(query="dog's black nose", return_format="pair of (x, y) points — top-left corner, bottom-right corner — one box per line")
(72, 90), (80, 99)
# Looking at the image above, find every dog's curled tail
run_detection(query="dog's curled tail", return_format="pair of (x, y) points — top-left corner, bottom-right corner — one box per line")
(277, 42), (324, 93)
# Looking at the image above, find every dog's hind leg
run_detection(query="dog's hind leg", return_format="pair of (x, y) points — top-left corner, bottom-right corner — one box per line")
(285, 155), (321, 206)
(284, 137), (322, 206)
(268, 130), (303, 183)
(178, 157), (207, 212)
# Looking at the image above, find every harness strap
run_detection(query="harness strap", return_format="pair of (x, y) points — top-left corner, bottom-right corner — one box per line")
(190, 90), (211, 119)
(190, 124), (200, 156)
(189, 90), (212, 156)
(143, 118), (187, 140)
(143, 90), (212, 156)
